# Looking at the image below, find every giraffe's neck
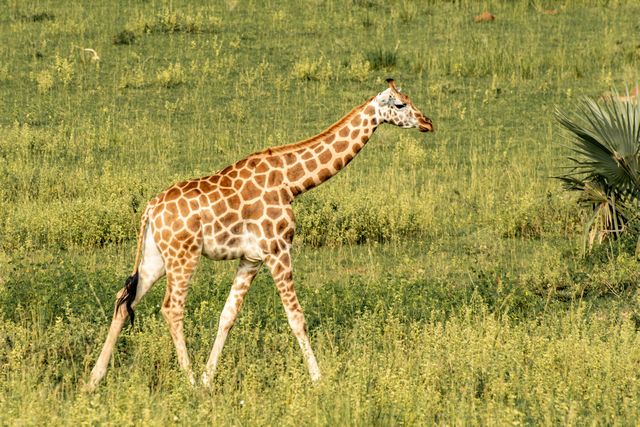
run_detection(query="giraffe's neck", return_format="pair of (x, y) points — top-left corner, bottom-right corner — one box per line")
(269, 97), (379, 197)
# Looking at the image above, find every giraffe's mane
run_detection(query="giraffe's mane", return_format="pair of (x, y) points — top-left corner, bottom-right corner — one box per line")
(251, 96), (376, 157)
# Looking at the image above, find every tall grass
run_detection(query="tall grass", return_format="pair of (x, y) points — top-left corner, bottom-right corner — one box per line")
(2, 0), (640, 424)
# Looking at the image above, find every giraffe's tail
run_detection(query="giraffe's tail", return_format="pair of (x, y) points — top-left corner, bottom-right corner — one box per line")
(116, 202), (153, 326)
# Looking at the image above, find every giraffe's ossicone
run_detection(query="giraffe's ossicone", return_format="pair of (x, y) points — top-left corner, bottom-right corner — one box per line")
(86, 79), (433, 391)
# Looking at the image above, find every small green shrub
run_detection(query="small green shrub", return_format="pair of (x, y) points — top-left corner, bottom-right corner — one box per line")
(113, 30), (136, 45)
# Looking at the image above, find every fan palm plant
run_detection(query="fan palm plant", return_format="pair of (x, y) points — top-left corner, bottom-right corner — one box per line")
(555, 89), (640, 254)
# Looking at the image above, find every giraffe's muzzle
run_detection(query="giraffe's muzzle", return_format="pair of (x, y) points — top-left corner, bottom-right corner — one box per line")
(418, 116), (433, 132)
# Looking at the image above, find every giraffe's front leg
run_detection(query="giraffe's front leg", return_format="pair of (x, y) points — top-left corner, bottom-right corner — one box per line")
(202, 258), (262, 386)
(266, 250), (320, 381)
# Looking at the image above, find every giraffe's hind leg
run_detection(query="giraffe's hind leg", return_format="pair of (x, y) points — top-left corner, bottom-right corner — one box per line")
(202, 258), (262, 386)
(87, 225), (165, 391)
(161, 253), (200, 385)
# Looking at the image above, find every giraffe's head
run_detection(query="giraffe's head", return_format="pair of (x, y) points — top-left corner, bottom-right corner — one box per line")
(373, 79), (433, 132)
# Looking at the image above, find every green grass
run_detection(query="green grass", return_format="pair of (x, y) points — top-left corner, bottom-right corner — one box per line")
(2, 0), (640, 424)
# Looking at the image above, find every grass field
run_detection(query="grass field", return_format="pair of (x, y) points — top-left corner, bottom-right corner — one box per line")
(2, 0), (640, 424)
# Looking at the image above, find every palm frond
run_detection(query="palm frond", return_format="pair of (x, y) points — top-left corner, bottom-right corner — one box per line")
(555, 88), (640, 251)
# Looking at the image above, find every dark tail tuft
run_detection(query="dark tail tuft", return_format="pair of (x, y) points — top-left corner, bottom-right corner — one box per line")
(116, 272), (139, 326)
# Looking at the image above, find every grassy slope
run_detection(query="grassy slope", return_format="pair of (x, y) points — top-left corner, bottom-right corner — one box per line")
(1, 0), (640, 424)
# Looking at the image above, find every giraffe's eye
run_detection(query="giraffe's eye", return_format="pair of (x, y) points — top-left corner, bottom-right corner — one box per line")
(394, 103), (407, 109)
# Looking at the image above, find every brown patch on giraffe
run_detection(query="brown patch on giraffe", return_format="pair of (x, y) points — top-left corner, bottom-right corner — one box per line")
(255, 174), (267, 187)
(371, 118), (378, 126)
(228, 170), (238, 179)
(364, 105), (375, 116)
(154, 216), (163, 229)
(283, 153), (297, 165)
(303, 158), (317, 171)
(212, 200), (227, 216)
(287, 163), (305, 181)
(339, 126), (350, 137)
(236, 159), (247, 169)
(227, 237), (240, 247)
(324, 133), (335, 143)
(303, 177), (316, 189)
(247, 158), (259, 169)
(187, 215), (200, 233)
(283, 227), (294, 243)
(318, 168), (332, 182)
(165, 202), (179, 217)
(350, 115), (362, 127)
(220, 165), (233, 175)
(221, 212), (239, 224)
(175, 229), (190, 242)
(165, 187), (181, 201)
(318, 150), (332, 164)
(255, 161), (269, 174)
(280, 188), (293, 204)
(241, 200), (264, 220)
(261, 219), (275, 238)
(199, 180), (215, 193)
(219, 176), (233, 187)
(161, 229), (171, 241)
(301, 151), (313, 160)
(282, 270), (293, 283)
(178, 199), (190, 217)
(344, 153), (354, 164)
(233, 180), (242, 190)
(189, 199), (199, 211)
(266, 156), (283, 168)
(275, 218), (289, 236)
(363, 118), (369, 127)
(268, 170), (284, 187)
(272, 262), (284, 277)
(239, 168), (252, 179)
(264, 190), (280, 205)
(334, 140), (349, 153)
(351, 129), (360, 139)
(266, 207), (282, 219)
(314, 145), (325, 154)
(334, 158), (345, 170)
(241, 181), (261, 200)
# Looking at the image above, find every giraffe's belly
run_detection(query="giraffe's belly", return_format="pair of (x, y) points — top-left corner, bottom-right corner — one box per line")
(201, 223), (263, 262)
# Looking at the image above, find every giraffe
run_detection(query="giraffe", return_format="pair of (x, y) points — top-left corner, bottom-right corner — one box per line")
(86, 79), (433, 391)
